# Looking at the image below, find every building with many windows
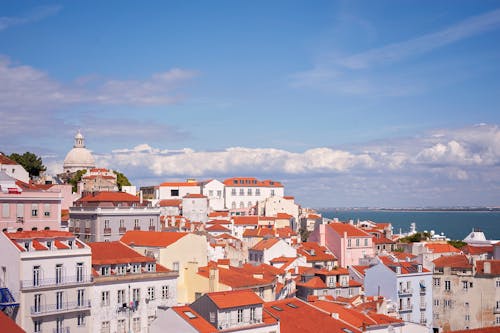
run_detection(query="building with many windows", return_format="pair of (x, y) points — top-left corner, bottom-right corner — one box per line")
(224, 177), (284, 214)
(88, 241), (178, 333)
(0, 230), (92, 333)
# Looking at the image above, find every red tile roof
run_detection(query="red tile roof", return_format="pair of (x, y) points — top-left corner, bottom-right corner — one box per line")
(251, 238), (280, 251)
(223, 177), (283, 187)
(120, 231), (188, 247)
(328, 223), (370, 237)
(433, 254), (472, 269)
(372, 235), (395, 244)
(0, 154), (19, 165)
(425, 243), (460, 253)
(0, 312), (25, 333)
(264, 298), (361, 333)
(297, 242), (337, 262)
(208, 211), (229, 217)
(276, 213), (293, 219)
(172, 306), (216, 333)
(461, 244), (494, 255)
(476, 260), (500, 275)
(183, 193), (206, 198)
(206, 224), (230, 232)
(207, 289), (263, 309)
(78, 191), (139, 203)
(296, 276), (326, 289)
(158, 199), (182, 207)
(198, 265), (274, 288)
(309, 300), (380, 328)
(232, 216), (259, 225)
(160, 181), (200, 187)
(7, 230), (74, 240)
(32, 240), (48, 251)
(449, 327), (500, 333)
(88, 241), (155, 265)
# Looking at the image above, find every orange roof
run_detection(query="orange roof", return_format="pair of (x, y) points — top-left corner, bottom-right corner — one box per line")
(158, 199), (182, 207)
(78, 191), (139, 203)
(264, 298), (361, 333)
(283, 196), (295, 200)
(425, 243), (460, 253)
(89, 241), (155, 265)
(307, 214), (321, 219)
(433, 254), (472, 269)
(328, 223), (370, 237)
(450, 327), (500, 333)
(315, 267), (350, 276)
(310, 300), (379, 328)
(297, 242), (337, 262)
(0, 154), (19, 165)
(198, 265), (274, 288)
(172, 306), (216, 333)
(0, 312), (25, 333)
(297, 276), (326, 289)
(379, 257), (431, 274)
(183, 193), (206, 198)
(32, 240), (48, 251)
(390, 251), (416, 261)
(476, 260), (500, 275)
(276, 213), (293, 219)
(7, 230), (74, 240)
(461, 244), (494, 255)
(206, 224), (230, 232)
(208, 211), (229, 217)
(243, 226), (275, 238)
(223, 177), (283, 187)
(61, 209), (70, 222)
(233, 216), (259, 225)
(350, 265), (370, 276)
(372, 235), (395, 244)
(160, 181), (200, 187)
(207, 290), (263, 309)
(251, 238), (280, 251)
(121, 231), (188, 247)
(215, 233), (239, 241)
(54, 240), (69, 249)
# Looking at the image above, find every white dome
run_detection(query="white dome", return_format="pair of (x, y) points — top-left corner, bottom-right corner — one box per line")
(63, 147), (96, 171)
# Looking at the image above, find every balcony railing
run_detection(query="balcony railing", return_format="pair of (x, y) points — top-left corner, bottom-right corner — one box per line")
(420, 319), (427, 325)
(119, 227), (126, 234)
(133, 226), (141, 231)
(494, 306), (500, 314)
(31, 300), (91, 316)
(420, 303), (426, 311)
(74, 227), (81, 233)
(84, 228), (90, 234)
(148, 226), (156, 231)
(398, 288), (413, 296)
(419, 287), (426, 295)
(103, 228), (111, 235)
(399, 304), (413, 313)
(16, 217), (24, 223)
(21, 275), (92, 290)
(53, 327), (70, 333)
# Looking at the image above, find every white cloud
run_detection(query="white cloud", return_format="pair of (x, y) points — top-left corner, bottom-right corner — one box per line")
(0, 5), (61, 31)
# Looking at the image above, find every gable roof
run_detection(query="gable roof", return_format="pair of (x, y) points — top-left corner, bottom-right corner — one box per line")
(328, 223), (370, 237)
(297, 242), (336, 262)
(198, 265), (273, 289)
(0, 312), (25, 333)
(425, 243), (460, 253)
(232, 216), (259, 225)
(88, 241), (155, 265)
(206, 290), (263, 309)
(171, 306), (216, 333)
(251, 238), (281, 251)
(159, 181), (200, 187)
(158, 199), (182, 207)
(433, 254), (472, 269)
(120, 231), (188, 247)
(476, 260), (500, 275)
(0, 154), (19, 165)
(78, 191), (139, 203)
(223, 177), (283, 187)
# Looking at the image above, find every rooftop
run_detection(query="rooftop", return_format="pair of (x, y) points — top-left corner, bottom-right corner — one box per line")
(328, 222), (370, 237)
(88, 241), (155, 265)
(207, 289), (263, 309)
(120, 231), (188, 247)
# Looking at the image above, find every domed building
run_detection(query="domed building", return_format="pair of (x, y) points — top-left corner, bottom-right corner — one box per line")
(63, 131), (96, 173)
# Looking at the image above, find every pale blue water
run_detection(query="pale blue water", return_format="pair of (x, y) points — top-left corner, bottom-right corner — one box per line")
(318, 210), (500, 241)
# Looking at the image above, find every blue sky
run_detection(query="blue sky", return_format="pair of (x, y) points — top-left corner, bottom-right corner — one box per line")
(1, 1), (500, 207)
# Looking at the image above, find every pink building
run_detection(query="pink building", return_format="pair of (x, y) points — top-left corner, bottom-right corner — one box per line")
(0, 172), (62, 232)
(309, 222), (375, 268)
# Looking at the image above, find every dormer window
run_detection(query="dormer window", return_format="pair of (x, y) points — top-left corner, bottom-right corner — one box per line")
(68, 240), (73, 248)
(132, 264), (140, 273)
(146, 263), (155, 272)
(46, 241), (52, 249)
(24, 242), (30, 251)
(101, 266), (110, 276)
(117, 265), (126, 275)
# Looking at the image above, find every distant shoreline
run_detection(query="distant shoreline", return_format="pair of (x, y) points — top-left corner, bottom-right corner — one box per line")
(317, 208), (500, 212)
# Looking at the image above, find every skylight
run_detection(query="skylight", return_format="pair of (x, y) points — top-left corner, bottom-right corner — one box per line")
(184, 311), (197, 319)
(271, 306), (283, 311)
(286, 303), (298, 308)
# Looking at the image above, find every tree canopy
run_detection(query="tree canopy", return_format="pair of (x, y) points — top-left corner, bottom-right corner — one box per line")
(8, 152), (46, 178)
(113, 170), (131, 190)
(69, 169), (87, 193)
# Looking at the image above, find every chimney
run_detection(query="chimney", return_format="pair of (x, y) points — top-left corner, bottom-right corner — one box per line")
(484, 261), (491, 274)
(209, 266), (219, 292)
(253, 273), (264, 279)
(331, 313), (339, 319)
(139, 190), (143, 204)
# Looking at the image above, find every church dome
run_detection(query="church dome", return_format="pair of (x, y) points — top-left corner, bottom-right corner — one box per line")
(63, 131), (96, 173)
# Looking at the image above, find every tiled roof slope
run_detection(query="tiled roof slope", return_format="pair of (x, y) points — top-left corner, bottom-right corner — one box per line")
(120, 231), (188, 247)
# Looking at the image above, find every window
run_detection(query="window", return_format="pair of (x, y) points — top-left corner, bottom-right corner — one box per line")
(77, 289), (85, 306)
(217, 190), (222, 197)
(209, 190), (214, 197)
(34, 294), (41, 313)
(231, 189), (236, 196)
(117, 289), (125, 305)
(56, 291), (63, 310)
(162, 285), (169, 299)
(133, 317), (141, 333)
(104, 220), (110, 229)
(444, 299), (452, 308)
(2, 203), (9, 218)
(231, 202), (236, 209)
(44, 204), (50, 217)
(250, 307), (256, 321)
(33, 266), (41, 287)
(101, 266), (110, 276)
(356, 238), (360, 247)
(56, 318), (64, 333)
(77, 314), (85, 326)
(34, 320), (42, 332)
(462, 281), (469, 291)
(101, 321), (110, 333)
(239, 189), (244, 196)
(433, 299), (439, 306)
(134, 219), (139, 228)
(445, 280), (451, 291)
(132, 264), (140, 273)
(117, 319), (125, 333)
(255, 188), (260, 196)
(209, 312), (216, 322)
(101, 291), (110, 306)
(31, 204), (38, 217)
(237, 309), (243, 323)
(55, 264), (63, 284)
(433, 278), (440, 286)
(147, 263), (155, 272)
(16, 204), (24, 218)
(171, 189), (179, 197)
(76, 262), (84, 282)
(117, 265), (126, 275)
(496, 280), (500, 288)
(173, 262), (179, 271)
(119, 219), (124, 228)
(496, 316), (500, 325)
(348, 239), (352, 247)
(147, 287), (155, 300)
(133, 288), (140, 302)
(247, 189), (252, 196)
(465, 314), (470, 322)
(259, 287), (264, 297)
(248, 201), (252, 208)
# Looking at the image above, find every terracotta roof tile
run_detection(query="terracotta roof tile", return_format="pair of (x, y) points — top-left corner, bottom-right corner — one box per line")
(78, 191), (139, 203)
(172, 306), (216, 333)
(0, 312), (25, 333)
(183, 193), (206, 198)
(88, 241), (155, 265)
(206, 224), (230, 232)
(461, 244), (494, 255)
(297, 242), (337, 262)
(425, 243), (461, 253)
(476, 260), (500, 275)
(0, 154), (19, 165)
(328, 223), (370, 237)
(158, 199), (182, 207)
(450, 327), (500, 333)
(120, 231), (188, 247)
(296, 276), (326, 289)
(223, 177), (283, 187)
(207, 289), (263, 309)
(159, 181), (200, 187)
(251, 238), (280, 251)
(232, 216), (259, 225)
(433, 254), (472, 269)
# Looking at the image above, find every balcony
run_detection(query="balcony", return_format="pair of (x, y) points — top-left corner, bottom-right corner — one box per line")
(21, 275), (92, 290)
(420, 319), (427, 325)
(74, 227), (81, 233)
(419, 287), (426, 295)
(420, 303), (426, 311)
(494, 306), (500, 314)
(53, 327), (70, 333)
(68, 227), (74, 232)
(119, 227), (126, 234)
(148, 226), (156, 231)
(16, 217), (24, 223)
(84, 228), (91, 234)
(31, 299), (91, 316)
(103, 228), (111, 235)
(399, 304), (413, 313)
(398, 288), (413, 297)
(133, 226), (141, 231)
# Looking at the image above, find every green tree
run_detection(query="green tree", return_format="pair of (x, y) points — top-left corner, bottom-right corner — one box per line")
(448, 240), (466, 249)
(69, 169), (87, 192)
(9, 152), (46, 178)
(113, 170), (131, 190)
(299, 227), (311, 242)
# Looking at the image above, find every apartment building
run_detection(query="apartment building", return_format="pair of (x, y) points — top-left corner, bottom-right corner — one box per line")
(248, 238), (297, 265)
(1, 171), (63, 232)
(0, 154), (29, 183)
(432, 255), (500, 331)
(224, 177), (284, 213)
(88, 241), (178, 333)
(182, 194), (209, 223)
(364, 258), (433, 330)
(0, 230), (92, 333)
(69, 192), (160, 242)
(295, 267), (362, 300)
